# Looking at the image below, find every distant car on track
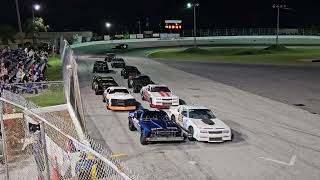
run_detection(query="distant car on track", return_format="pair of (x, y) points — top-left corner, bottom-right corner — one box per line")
(103, 87), (137, 111)
(120, 66), (141, 79)
(111, 58), (126, 68)
(93, 61), (109, 73)
(140, 84), (179, 108)
(113, 44), (128, 50)
(104, 53), (116, 62)
(92, 76), (118, 95)
(128, 75), (154, 93)
(168, 105), (232, 142)
(128, 109), (186, 145)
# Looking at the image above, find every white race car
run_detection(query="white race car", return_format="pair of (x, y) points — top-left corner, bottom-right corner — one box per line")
(140, 84), (179, 109)
(168, 105), (232, 142)
(103, 87), (137, 111)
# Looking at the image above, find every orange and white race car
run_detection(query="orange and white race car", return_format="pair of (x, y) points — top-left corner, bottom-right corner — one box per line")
(103, 87), (137, 111)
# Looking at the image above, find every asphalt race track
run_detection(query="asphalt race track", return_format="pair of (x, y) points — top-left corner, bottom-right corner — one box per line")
(76, 51), (320, 180)
(156, 60), (320, 114)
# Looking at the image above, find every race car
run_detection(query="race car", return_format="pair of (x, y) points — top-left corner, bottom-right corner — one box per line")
(111, 58), (126, 68)
(120, 66), (141, 79)
(168, 105), (232, 142)
(140, 84), (179, 108)
(104, 53), (116, 62)
(92, 76), (118, 95)
(91, 76), (115, 90)
(103, 87), (137, 111)
(128, 109), (186, 145)
(113, 44), (128, 50)
(92, 61), (109, 73)
(128, 75), (154, 93)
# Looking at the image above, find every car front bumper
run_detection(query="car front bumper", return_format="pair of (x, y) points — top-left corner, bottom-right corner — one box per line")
(107, 105), (137, 111)
(147, 136), (185, 142)
(197, 133), (232, 142)
(150, 101), (179, 109)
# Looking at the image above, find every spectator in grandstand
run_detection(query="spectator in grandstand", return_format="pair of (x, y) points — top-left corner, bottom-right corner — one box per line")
(16, 68), (23, 83)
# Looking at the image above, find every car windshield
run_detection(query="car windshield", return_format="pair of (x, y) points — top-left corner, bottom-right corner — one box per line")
(126, 66), (137, 71)
(109, 89), (129, 94)
(114, 59), (124, 62)
(151, 86), (171, 92)
(141, 111), (169, 121)
(189, 109), (216, 119)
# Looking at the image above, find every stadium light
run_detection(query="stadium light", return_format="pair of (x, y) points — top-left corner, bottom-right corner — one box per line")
(187, 3), (192, 8)
(33, 4), (40, 11)
(105, 22), (111, 28)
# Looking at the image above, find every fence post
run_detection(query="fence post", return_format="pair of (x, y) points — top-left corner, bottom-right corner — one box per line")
(40, 122), (51, 180)
(0, 101), (9, 180)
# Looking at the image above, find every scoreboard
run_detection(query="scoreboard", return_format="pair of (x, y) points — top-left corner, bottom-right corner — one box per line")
(165, 20), (182, 30)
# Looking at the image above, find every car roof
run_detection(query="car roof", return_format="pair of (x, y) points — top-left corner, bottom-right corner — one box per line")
(149, 84), (167, 87)
(180, 105), (209, 110)
(114, 58), (124, 61)
(108, 86), (128, 90)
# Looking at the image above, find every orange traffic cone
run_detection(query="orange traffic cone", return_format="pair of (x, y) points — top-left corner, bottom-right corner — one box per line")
(51, 156), (60, 180)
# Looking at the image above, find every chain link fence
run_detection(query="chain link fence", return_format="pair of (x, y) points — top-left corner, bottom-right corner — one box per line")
(182, 28), (320, 37)
(0, 90), (140, 180)
(0, 38), (140, 179)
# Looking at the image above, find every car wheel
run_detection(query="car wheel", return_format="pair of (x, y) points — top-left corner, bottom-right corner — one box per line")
(95, 91), (99, 95)
(171, 115), (176, 122)
(140, 131), (148, 145)
(102, 97), (106, 103)
(188, 127), (196, 141)
(128, 119), (136, 131)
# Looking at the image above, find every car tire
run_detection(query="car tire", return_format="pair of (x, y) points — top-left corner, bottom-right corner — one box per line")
(95, 91), (99, 95)
(171, 115), (176, 122)
(128, 119), (136, 131)
(102, 98), (106, 103)
(140, 132), (148, 145)
(188, 127), (196, 141)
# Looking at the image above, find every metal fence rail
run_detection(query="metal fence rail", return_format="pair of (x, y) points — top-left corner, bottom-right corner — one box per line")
(0, 90), (140, 180)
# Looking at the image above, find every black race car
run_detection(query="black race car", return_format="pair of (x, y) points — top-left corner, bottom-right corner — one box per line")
(93, 61), (109, 73)
(128, 75), (154, 93)
(111, 58), (126, 68)
(120, 66), (141, 79)
(113, 44), (128, 50)
(92, 76), (118, 95)
(104, 53), (116, 62)
(92, 76), (115, 90)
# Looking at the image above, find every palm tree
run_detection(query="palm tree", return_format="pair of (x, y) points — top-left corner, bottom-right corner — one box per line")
(0, 25), (16, 45)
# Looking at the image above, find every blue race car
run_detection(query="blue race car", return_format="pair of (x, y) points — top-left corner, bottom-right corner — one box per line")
(128, 109), (186, 145)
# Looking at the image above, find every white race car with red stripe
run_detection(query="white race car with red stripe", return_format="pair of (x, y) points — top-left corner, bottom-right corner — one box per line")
(140, 84), (179, 108)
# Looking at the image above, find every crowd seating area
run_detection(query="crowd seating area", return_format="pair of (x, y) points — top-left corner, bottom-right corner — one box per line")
(0, 46), (49, 94)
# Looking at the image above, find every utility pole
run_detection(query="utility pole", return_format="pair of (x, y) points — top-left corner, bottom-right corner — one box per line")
(14, 0), (23, 46)
(137, 20), (141, 34)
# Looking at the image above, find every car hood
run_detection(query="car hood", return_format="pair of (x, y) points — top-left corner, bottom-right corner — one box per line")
(108, 93), (134, 100)
(143, 119), (180, 130)
(190, 118), (229, 129)
(149, 92), (178, 98)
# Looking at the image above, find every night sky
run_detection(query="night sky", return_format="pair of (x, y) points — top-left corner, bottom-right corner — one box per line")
(1, 0), (320, 34)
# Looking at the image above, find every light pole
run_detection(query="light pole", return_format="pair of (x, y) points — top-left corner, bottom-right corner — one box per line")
(187, 2), (200, 48)
(272, 3), (287, 46)
(105, 22), (111, 36)
(14, 0), (23, 46)
(32, 4), (40, 45)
